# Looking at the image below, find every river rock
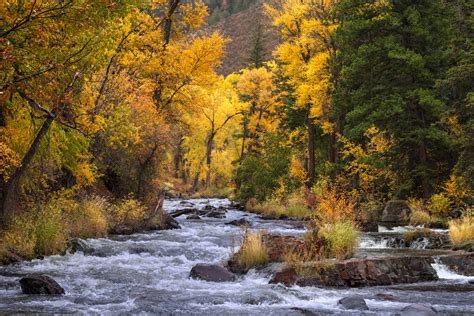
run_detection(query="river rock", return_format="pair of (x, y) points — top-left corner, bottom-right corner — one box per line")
(162, 213), (181, 229)
(338, 296), (369, 311)
(401, 304), (438, 315)
(269, 268), (298, 286)
(186, 214), (201, 220)
(437, 253), (474, 276)
(204, 210), (226, 218)
(66, 238), (94, 255)
(381, 200), (412, 224)
(225, 218), (251, 227)
(19, 274), (65, 295)
(190, 264), (236, 282)
(271, 256), (438, 287)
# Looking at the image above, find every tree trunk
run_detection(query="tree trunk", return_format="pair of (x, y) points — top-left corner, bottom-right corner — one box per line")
(205, 134), (214, 189)
(307, 121), (316, 188)
(1, 115), (55, 225)
(137, 144), (158, 198)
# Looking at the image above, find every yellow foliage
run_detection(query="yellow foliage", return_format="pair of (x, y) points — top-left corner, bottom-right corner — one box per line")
(110, 196), (147, 226)
(0, 140), (20, 181)
(428, 193), (451, 217)
(449, 215), (474, 245)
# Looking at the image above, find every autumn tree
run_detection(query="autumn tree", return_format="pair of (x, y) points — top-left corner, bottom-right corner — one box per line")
(266, 0), (338, 187)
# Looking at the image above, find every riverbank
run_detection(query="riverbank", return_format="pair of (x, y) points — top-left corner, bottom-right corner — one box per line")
(1, 199), (473, 314)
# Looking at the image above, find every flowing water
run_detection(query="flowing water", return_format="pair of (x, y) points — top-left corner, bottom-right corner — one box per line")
(0, 199), (473, 315)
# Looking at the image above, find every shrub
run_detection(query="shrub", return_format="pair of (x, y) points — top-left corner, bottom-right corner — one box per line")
(313, 187), (356, 224)
(34, 206), (66, 256)
(235, 230), (268, 271)
(2, 214), (37, 259)
(410, 210), (431, 226)
(319, 221), (359, 260)
(66, 195), (109, 238)
(428, 193), (451, 217)
(449, 215), (474, 245)
(110, 196), (147, 227)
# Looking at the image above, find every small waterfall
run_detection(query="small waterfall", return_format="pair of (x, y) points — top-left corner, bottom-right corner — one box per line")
(432, 258), (474, 281)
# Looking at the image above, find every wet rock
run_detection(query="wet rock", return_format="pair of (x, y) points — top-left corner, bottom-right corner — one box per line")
(109, 224), (135, 235)
(381, 200), (412, 225)
(190, 264), (236, 282)
(338, 296), (369, 311)
(19, 274), (65, 295)
(401, 304), (438, 315)
(186, 214), (201, 220)
(290, 307), (319, 315)
(203, 204), (217, 211)
(162, 213), (181, 229)
(66, 238), (94, 255)
(170, 208), (200, 218)
(469, 279), (474, 284)
(269, 268), (298, 286)
(204, 210), (226, 218)
(452, 241), (474, 252)
(284, 256), (438, 287)
(360, 221), (378, 232)
(375, 293), (397, 301)
(225, 218), (251, 227)
(0, 250), (23, 265)
(438, 253), (474, 276)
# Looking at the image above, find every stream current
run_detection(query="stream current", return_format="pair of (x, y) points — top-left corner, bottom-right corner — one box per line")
(0, 198), (473, 315)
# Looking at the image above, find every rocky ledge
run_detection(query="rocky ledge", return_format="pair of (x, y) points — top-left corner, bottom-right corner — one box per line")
(270, 256), (439, 287)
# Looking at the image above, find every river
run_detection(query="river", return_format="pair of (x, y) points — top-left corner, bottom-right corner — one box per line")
(0, 199), (473, 315)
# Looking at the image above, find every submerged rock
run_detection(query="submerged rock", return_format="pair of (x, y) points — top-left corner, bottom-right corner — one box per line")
(186, 214), (201, 220)
(190, 264), (236, 282)
(225, 218), (251, 227)
(338, 296), (369, 311)
(66, 238), (94, 255)
(19, 274), (65, 295)
(204, 210), (226, 218)
(401, 304), (438, 315)
(381, 200), (412, 225)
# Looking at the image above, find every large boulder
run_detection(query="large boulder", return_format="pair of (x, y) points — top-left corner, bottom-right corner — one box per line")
(270, 256), (438, 287)
(338, 296), (369, 311)
(19, 274), (65, 295)
(190, 264), (236, 282)
(401, 304), (438, 316)
(381, 200), (412, 224)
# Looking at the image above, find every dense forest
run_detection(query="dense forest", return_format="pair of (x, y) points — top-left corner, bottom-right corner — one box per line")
(0, 0), (473, 263)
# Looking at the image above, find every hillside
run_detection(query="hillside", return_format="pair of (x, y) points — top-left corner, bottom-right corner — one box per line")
(208, 2), (280, 75)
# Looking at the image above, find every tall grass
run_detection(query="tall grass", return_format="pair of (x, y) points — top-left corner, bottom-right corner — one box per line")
(235, 230), (269, 271)
(449, 215), (474, 245)
(319, 221), (359, 260)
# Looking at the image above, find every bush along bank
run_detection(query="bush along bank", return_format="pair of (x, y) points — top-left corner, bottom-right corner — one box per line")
(0, 189), (179, 265)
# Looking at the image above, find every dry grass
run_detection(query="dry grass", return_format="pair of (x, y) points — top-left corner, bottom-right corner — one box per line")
(109, 196), (147, 227)
(449, 216), (474, 245)
(410, 210), (432, 226)
(235, 230), (269, 271)
(245, 197), (312, 219)
(319, 221), (359, 260)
